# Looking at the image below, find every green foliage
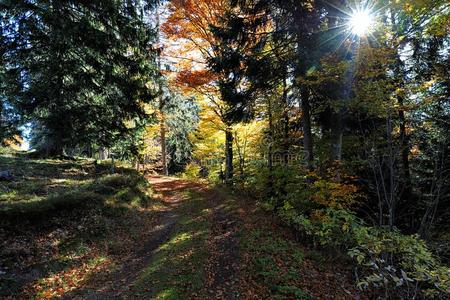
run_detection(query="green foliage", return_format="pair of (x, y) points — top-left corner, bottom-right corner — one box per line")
(254, 166), (361, 213)
(181, 163), (201, 180)
(252, 161), (449, 298)
(0, 0), (159, 155)
(349, 229), (450, 299)
(277, 204), (450, 298)
(165, 92), (199, 173)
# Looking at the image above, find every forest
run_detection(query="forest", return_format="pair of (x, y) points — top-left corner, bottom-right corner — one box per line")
(0, 0), (449, 299)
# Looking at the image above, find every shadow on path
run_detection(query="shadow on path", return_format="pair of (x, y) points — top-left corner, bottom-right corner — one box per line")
(63, 176), (242, 299)
(63, 176), (201, 299)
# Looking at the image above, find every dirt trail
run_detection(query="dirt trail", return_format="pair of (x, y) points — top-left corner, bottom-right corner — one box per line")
(203, 189), (241, 299)
(64, 176), (241, 299)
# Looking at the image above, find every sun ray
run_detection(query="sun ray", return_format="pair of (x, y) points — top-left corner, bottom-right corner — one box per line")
(319, 29), (348, 47)
(332, 31), (353, 54)
(322, 0), (353, 17)
(349, 9), (374, 36)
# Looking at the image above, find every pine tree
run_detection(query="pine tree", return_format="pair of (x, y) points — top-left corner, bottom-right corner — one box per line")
(0, 0), (159, 156)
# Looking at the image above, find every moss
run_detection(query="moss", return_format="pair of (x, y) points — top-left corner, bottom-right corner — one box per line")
(0, 155), (153, 220)
(0, 191), (103, 217)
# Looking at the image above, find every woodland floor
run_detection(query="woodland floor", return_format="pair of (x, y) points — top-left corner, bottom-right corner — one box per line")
(1, 156), (362, 299)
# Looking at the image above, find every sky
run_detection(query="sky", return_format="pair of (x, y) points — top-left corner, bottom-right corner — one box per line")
(20, 124), (31, 151)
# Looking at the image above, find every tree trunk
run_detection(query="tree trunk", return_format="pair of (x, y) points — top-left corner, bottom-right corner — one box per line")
(398, 89), (411, 198)
(160, 112), (168, 176)
(156, 2), (168, 176)
(268, 97), (274, 172)
(225, 128), (233, 184)
(45, 133), (64, 157)
(398, 99), (412, 198)
(390, 5), (412, 199)
(330, 109), (343, 162)
(234, 132), (245, 177)
(267, 97), (275, 199)
(282, 73), (289, 166)
(300, 87), (314, 170)
(330, 108), (344, 182)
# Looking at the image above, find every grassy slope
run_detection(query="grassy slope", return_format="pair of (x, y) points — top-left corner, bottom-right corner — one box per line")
(0, 153), (161, 298)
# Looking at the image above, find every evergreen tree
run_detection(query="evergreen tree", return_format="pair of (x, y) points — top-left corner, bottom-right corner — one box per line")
(0, 0), (159, 156)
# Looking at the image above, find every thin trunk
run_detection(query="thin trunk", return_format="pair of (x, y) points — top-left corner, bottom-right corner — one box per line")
(300, 87), (314, 170)
(156, 4), (168, 176)
(160, 113), (168, 176)
(268, 97), (274, 173)
(225, 128), (233, 184)
(267, 96), (276, 201)
(234, 132), (245, 177)
(330, 109), (343, 162)
(398, 92), (411, 197)
(387, 113), (396, 230)
(282, 73), (289, 166)
(390, 4), (412, 199)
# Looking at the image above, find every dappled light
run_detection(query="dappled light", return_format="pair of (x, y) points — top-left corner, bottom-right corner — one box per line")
(1, 0), (449, 299)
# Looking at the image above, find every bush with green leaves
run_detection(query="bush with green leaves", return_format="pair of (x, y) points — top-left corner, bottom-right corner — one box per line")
(349, 228), (450, 299)
(272, 202), (449, 298)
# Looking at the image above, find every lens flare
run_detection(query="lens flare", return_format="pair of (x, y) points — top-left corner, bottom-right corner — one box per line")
(349, 10), (373, 36)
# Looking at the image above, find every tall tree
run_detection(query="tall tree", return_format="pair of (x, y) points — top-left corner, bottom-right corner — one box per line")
(163, 0), (240, 183)
(1, 0), (159, 156)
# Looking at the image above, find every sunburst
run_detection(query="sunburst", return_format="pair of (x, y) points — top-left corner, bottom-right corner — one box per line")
(348, 9), (374, 37)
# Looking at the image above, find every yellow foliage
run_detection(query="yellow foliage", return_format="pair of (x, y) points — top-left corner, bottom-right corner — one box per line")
(311, 178), (360, 209)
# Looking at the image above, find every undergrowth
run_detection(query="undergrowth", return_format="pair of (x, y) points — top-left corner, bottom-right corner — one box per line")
(241, 229), (311, 300)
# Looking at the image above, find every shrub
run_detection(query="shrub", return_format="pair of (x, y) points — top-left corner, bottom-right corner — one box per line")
(182, 163), (201, 180)
(277, 205), (450, 298)
(349, 229), (450, 299)
(256, 171), (449, 299)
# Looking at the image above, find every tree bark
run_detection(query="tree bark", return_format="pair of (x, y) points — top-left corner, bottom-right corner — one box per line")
(267, 96), (275, 198)
(156, 3), (168, 176)
(45, 133), (64, 157)
(390, 4), (412, 199)
(225, 128), (233, 184)
(397, 88), (411, 198)
(234, 132), (245, 177)
(330, 109), (343, 162)
(300, 87), (314, 170)
(282, 73), (289, 166)
(267, 97), (274, 172)
(160, 112), (168, 176)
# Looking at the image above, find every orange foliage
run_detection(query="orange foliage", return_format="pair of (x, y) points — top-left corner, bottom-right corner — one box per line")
(162, 0), (226, 48)
(311, 179), (360, 209)
(176, 70), (217, 88)
(3, 135), (24, 150)
(162, 0), (228, 91)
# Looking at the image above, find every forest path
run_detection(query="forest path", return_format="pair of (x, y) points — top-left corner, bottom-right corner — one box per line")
(65, 176), (241, 299)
